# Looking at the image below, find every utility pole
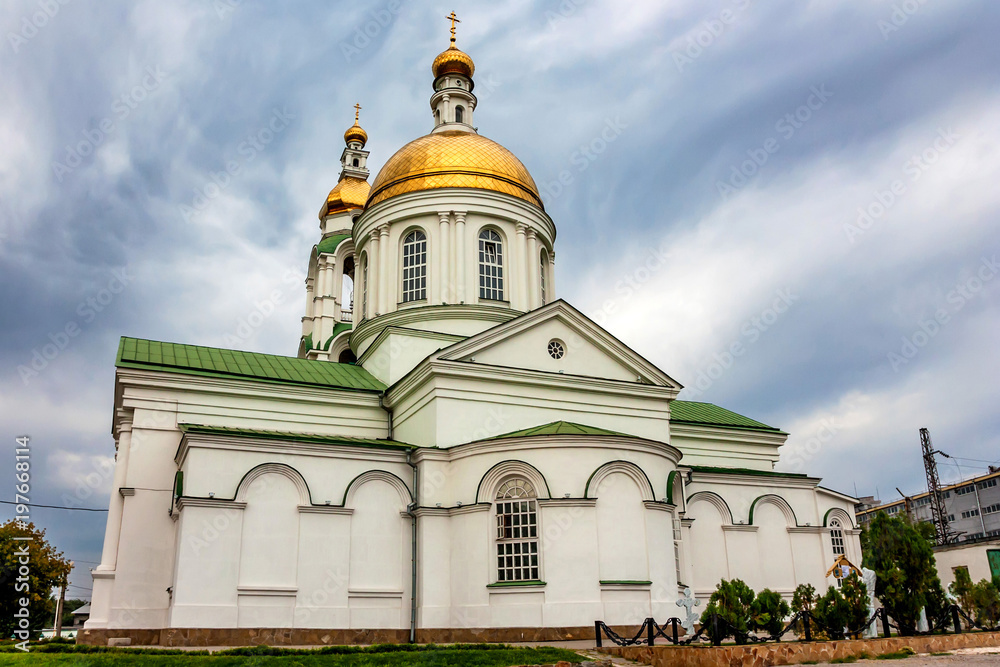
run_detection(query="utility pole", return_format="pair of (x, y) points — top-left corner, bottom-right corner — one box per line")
(53, 578), (67, 638)
(920, 428), (956, 545)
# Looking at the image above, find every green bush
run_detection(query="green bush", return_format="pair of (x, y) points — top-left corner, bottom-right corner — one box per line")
(751, 588), (791, 638)
(969, 578), (1000, 627)
(699, 578), (755, 644)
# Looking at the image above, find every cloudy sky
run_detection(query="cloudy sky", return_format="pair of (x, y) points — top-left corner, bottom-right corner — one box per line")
(2, 0), (999, 598)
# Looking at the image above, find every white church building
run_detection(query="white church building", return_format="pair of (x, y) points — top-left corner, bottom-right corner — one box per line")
(82, 27), (861, 646)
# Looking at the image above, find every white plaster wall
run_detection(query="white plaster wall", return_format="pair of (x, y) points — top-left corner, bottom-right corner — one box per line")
(934, 541), (1000, 589)
(596, 473), (649, 581)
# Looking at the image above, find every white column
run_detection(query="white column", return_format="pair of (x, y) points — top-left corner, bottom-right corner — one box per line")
(368, 231), (380, 318)
(97, 412), (133, 571)
(438, 211), (450, 304)
(527, 229), (539, 310)
(515, 222), (528, 309)
(548, 251), (557, 301)
(454, 212), (466, 304)
(378, 224), (390, 314)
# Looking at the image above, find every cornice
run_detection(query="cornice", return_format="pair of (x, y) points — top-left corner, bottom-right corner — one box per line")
(722, 524), (758, 532)
(688, 472), (820, 489)
(175, 432), (407, 467)
(410, 502), (491, 516)
(175, 497), (247, 511)
(352, 304), (518, 351)
(787, 526), (826, 534)
(537, 498), (597, 508)
(421, 434), (681, 465)
(643, 500), (677, 512)
(669, 422), (789, 446)
(299, 505), (354, 515)
(356, 325), (466, 366)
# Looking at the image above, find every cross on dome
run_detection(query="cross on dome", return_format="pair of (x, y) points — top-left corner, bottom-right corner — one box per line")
(445, 11), (460, 45)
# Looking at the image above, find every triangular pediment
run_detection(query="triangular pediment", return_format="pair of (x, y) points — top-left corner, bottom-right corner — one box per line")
(434, 300), (682, 388)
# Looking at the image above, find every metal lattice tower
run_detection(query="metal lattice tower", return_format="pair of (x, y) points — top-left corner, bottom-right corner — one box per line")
(920, 427), (956, 545)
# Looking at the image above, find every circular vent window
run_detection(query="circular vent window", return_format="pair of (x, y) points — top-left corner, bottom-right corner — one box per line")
(547, 339), (565, 360)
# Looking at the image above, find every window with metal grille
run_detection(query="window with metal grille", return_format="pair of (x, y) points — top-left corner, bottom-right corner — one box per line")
(479, 229), (504, 301)
(540, 248), (547, 305)
(401, 230), (427, 302)
(495, 478), (538, 582)
(830, 518), (845, 556)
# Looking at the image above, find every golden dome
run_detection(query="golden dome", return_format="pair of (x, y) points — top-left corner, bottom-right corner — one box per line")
(366, 131), (543, 209)
(432, 45), (475, 79)
(321, 176), (371, 218)
(344, 121), (368, 147)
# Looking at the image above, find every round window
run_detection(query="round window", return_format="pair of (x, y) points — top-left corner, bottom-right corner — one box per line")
(547, 339), (565, 360)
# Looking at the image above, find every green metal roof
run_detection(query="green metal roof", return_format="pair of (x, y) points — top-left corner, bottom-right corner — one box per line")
(316, 233), (350, 255)
(482, 421), (631, 441)
(117, 337), (385, 392)
(671, 400), (784, 433)
(688, 465), (809, 479)
(179, 424), (413, 450)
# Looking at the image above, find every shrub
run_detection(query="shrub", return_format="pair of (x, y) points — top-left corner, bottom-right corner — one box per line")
(949, 567), (975, 614)
(700, 578), (755, 644)
(969, 578), (1000, 627)
(861, 513), (938, 634)
(751, 588), (791, 638)
(840, 573), (871, 632)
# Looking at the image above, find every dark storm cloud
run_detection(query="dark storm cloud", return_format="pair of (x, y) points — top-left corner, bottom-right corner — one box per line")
(2, 0), (999, 593)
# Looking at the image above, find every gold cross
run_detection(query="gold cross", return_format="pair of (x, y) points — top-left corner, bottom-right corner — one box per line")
(353, 103), (361, 123)
(445, 11), (460, 44)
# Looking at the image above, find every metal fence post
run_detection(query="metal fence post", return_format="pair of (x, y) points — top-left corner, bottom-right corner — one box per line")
(804, 612), (812, 642)
(672, 617), (679, 644)
(647, 618), (654, 646)
(595, 621), (602, 648)
(712, 612), (720, 646)
(881, 608), (891, 638)
(951, 605), (962, 634)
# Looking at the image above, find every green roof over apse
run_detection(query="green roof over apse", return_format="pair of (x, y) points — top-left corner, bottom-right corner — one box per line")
(670, 400), (784, 434)
(179, 424), (413, 450)
(481, 421), (631, 441)
(117, 337), (385, 392)
(316, 233), (351, 255)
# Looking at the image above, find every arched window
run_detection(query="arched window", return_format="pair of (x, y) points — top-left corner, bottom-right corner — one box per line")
(401, 230), (427, 302)
(455, 105), (464, 123)
(352, 158), (359, 167)
(479, 229), (504, 301)
(830, 518), (845, 557)
(496, 478), (538, 582)
(360, 253), (368, 318)
(539, 248), (548, 305)
(435, 109), (441, 125)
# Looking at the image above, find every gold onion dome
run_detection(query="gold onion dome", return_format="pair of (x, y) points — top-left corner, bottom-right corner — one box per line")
(344, 120), (368, 147)
(366, 131), (542, 210)
(321, 176), (370, 218)
(432, 44), (475, 79)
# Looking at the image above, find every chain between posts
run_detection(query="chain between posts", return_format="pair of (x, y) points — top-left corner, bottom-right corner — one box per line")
(594, 605), (993, 648)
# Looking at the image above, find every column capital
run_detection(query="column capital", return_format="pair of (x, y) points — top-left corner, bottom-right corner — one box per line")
(453, 210), (467, 223)
(526, 228), (538, 240)
(549, 251), (556, 263)
(437, 211), (451, 223)
(369, 229), (380, 242)
(378, 223), (390, 237)
(515, 221), (528, 234)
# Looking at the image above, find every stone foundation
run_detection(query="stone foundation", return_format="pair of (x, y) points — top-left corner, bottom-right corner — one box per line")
(601, 630), (1000, 667)
(77, 624), (623, 647)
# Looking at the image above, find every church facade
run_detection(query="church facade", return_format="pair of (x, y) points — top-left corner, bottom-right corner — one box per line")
(82, 29), (860, 646)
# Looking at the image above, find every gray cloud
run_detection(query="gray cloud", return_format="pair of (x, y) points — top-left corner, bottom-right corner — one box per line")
(2, 0), (999, 594)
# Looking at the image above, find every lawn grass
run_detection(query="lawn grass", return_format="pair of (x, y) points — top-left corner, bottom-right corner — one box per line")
(0, 643), (583, 666)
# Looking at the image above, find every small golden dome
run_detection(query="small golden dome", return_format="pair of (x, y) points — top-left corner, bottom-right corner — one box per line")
(432, 44), (475, 79)
(321, 176), (371, 218)
(344, 121), (368, 147)
(366, 131), (542, 209)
